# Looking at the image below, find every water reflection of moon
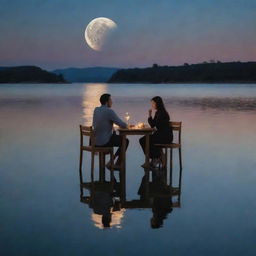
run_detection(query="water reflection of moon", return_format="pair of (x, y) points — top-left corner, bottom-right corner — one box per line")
(91, 209), (126, 229)
(82, 83), (108, 125)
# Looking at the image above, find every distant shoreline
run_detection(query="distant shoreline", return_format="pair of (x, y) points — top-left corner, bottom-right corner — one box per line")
(108, 61), (256, 84)
(0, 66), (67, 83)
(0, 81), (70, 84)
(1, 81), (256, 85)
(108, 81), (256, 84)
(1, 61), (256, 84)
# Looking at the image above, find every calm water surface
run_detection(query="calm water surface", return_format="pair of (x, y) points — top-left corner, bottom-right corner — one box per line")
(1, 83), (256, 256)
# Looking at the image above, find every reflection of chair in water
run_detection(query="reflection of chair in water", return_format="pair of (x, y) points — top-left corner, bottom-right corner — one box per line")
(122, 168), (182, 228)
(137, 172), (181, 228)
(155, 121), (182, 186)
(79, 125), (114, 184)
(79, 167), (182, 229)
(138, 170), (181, 205)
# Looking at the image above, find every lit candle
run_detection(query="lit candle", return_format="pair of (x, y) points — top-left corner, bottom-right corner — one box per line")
(137, 122), (145, 129)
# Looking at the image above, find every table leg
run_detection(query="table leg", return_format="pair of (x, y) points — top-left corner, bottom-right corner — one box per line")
(120, 134), (127, 204)
(145, 133), (150, 195)
(145, 134), (150, 167)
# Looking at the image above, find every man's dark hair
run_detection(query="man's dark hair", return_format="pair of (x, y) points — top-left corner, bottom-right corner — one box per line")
(100, 93), (111, 105)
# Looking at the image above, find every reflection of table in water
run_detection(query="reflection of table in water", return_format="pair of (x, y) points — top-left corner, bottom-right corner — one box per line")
(118, 127), (154, 202)
(119, 171), (182, 209)
(79, 160), (183, 229)
(80, 181), (181, 205)
(80, 180), (181, 207)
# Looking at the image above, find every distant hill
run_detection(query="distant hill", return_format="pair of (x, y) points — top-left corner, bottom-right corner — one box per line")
(52, 67), (119, 82)
(0, 66), (66, 83)
(109, 62), (256, 83)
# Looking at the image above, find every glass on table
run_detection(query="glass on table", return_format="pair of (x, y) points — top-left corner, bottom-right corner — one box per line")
(125, 112), (130, 125)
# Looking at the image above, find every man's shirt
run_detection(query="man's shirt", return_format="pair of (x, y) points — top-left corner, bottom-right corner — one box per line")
(92, 105), (127, 145)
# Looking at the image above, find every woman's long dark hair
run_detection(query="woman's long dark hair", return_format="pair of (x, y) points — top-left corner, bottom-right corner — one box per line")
(151, 96), (170, 119)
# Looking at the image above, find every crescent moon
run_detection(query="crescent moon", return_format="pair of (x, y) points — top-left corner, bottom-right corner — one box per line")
(85, 17), (117, 51)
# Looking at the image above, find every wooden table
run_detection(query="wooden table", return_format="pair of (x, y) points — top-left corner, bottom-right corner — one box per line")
(118, 127), (154, 202)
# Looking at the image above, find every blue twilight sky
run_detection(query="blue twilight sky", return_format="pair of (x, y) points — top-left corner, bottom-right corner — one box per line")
(0, 0), (255, 70)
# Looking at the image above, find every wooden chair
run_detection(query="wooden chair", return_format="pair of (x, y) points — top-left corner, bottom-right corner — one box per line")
(155, 121), (182, 186)
(79, 125), (114, 184)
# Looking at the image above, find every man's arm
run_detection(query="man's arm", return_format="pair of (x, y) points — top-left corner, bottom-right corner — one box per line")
(109, 109), (127, 128)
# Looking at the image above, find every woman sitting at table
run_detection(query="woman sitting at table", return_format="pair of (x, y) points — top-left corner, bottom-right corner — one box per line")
(139, 96), (173, 168)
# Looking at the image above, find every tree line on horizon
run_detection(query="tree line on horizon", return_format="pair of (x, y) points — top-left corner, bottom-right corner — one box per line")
(109, 61), (256, 83)
(0, 66), (66, 83)
(1, 61), (256, 84)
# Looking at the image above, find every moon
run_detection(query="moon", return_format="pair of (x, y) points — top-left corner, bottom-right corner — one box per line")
(85, 17), (117, 51)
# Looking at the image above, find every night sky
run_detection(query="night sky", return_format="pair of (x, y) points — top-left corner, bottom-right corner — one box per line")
(0, 0), (256, 70)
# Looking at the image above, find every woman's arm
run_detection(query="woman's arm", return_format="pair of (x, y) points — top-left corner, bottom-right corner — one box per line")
(148, 110), (157, 128)
(149, 111), (169, 128)
(148, 116), (156, 128)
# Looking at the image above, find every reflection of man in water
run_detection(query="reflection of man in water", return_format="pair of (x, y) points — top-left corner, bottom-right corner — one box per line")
(138, 172), (173, 229)
(91, 190), (113, 228)
(90, 188), (122, 228)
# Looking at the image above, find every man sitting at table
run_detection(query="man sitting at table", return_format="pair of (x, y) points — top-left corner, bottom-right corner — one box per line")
(93, 93), (129, 169)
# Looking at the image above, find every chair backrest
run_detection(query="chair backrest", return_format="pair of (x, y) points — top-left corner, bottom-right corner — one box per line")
(170, 121), (182, 144)
(79, 125), (95, 147)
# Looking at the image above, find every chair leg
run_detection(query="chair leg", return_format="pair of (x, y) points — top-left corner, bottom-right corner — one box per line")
(102, 153), (106, 181)
(80, 183), (85, 202)
(79, 149), (83, 183)
(179, 147), (183, 170)
(99, 152), (102, 180)
(164, 148), (168, 183)
(110, 151), (114, 189)
(178, 165), (183, 197)
(145, 168), (150, 196)
(169, 148), (173, 187)
(91, 152), (95, 182)
(99, 152), (106, 182)
(178, 153), (183, 199)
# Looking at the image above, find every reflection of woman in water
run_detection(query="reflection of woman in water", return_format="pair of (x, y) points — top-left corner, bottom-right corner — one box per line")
(151, 196), (173, 229)
(138, 173), (173, 229)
